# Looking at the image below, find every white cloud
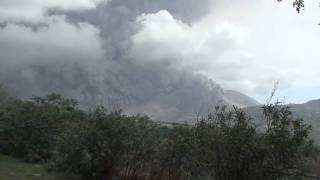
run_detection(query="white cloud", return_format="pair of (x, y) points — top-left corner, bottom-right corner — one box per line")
(130, 0), (320, 100)
(130, 10), (276, 95)
(131, 10), (244, 67)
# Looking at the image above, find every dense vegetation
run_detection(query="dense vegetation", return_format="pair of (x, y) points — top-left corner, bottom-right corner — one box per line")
(0, 154), (78, 180)
(0, 87), (318, 180)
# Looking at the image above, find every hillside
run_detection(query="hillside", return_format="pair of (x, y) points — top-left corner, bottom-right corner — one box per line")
(245, 99), (320, 142)
(223, 90), (260, 108)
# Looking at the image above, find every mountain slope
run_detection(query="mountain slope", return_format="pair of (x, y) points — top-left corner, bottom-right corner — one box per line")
(245, 99), (320, 142)
(223, 90), (260, 108)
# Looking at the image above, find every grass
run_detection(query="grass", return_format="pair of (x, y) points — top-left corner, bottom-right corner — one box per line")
(0, 154), (76, 180)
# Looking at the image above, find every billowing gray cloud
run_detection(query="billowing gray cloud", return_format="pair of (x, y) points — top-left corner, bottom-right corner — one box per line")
(0, 16), (106, 103)
(0, 0), (104, 22)
(0, 0), (232, 121)
(0, 0), (318, 121)
(129, 0), (320, 100)
(129, 10), (284, 95)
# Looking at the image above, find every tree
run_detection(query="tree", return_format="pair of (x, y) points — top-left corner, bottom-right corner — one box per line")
(151, 125), (200, 180)
(194, 106), (264, 180)
(277, 0), (305, 13)
(52, 107), (160, 180)
(261, 101), (316, 179)
(192, 104), (316, 180)
(1, 92), (316, 179)
(0, 93), (83, 162)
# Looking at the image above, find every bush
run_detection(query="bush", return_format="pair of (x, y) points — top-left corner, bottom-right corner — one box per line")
(0, 94), (84, 162)
(192, 104), (316, 180)
(194, 106), (262, 180)
(52, 107), (160, 179)
(0, 92), (317, 179)
(150, 125), (200, 180)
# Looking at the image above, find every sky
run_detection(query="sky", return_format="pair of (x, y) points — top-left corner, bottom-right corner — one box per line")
(0, 0), (319, 105)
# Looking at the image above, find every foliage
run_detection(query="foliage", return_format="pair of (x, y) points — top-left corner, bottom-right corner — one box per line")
(52, 107), (160, 180)
(0, 93), (84, 162)
(0, 92), (317, 179)
(0, 154), (78, 180)
(277, 0), (305, 13)
(193, 104), (316, 180)
(194, 106), (262, 180)
(150, 126), (200, 180)
(261, 102), (315, 179)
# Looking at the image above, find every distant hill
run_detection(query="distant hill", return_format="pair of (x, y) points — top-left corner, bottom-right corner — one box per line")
(245, 99), (320, 143)
(223, 90), (260, 108)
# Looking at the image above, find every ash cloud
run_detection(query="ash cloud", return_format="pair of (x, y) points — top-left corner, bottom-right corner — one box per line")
(0, 0), (261, 121)
(0, 16), (105, 103)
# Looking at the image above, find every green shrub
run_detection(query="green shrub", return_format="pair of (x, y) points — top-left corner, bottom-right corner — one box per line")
(0, 94), (84, 162)
(193, 104), (316, 180)
(0, 92), (317, 179)
(52, 107), (160, 179)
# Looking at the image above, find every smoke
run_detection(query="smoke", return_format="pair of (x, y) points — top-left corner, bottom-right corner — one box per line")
(0, 0), (228, 121)
(129, 9), (289, 96)
(0, 0), (105, 22)
(0, 15), (102, 98)
(1, 0), (318, 120)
